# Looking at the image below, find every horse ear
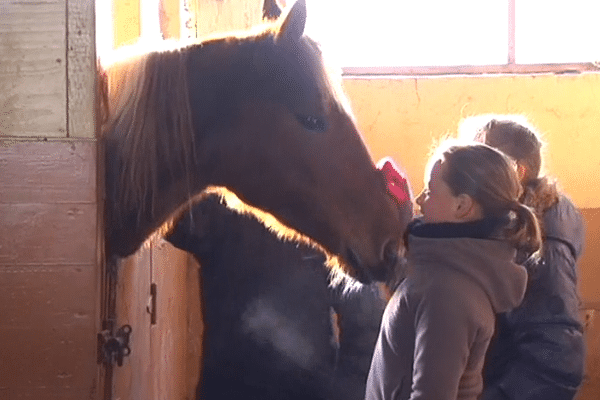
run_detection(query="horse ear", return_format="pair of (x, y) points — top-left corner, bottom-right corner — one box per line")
(276, 0), (306, 43)
(263, 0), (282, 21)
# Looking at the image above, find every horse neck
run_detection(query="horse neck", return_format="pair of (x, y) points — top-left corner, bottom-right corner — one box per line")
(107, 164), (208, 258)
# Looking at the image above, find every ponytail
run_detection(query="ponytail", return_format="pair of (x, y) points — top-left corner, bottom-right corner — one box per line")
(505, 200), (542, 257)
(520, 177), (559, 228)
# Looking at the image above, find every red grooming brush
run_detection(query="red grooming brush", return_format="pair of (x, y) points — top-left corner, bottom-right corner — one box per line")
(377, 157), (411, 205)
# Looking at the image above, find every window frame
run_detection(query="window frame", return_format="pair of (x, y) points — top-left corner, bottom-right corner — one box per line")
(341, 62), (600, 77)
(99, 0), (600, 77)
(341, 0), (600, 77)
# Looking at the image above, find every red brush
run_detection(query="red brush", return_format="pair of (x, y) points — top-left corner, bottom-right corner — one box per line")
(377, 157), (411, 205)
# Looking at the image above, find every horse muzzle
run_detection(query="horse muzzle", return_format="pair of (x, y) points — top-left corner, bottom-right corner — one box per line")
(345, 239), (401, 284)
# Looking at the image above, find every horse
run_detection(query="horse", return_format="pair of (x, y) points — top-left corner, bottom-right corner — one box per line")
(165, 194), (388, 400)
(99, 0), (412, 284)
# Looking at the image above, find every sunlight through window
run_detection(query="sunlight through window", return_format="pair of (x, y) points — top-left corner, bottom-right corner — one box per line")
(96, 0), (599, 69)
(516, 0), (600, 64)
(305, 0), (598, 68)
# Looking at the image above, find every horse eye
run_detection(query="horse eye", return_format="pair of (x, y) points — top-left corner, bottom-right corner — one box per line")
(296, 114), (327, 132)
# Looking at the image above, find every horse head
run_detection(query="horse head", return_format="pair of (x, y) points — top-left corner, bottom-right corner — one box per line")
(188, 0), (413, 283)
(101, 0), (412, 283)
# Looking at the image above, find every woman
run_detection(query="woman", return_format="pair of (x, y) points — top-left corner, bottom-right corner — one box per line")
(365, 142), (541, 400)
(465, 116), (586, 400)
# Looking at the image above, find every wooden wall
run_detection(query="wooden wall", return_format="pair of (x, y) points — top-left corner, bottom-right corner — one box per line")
(0, 0), (101, 399)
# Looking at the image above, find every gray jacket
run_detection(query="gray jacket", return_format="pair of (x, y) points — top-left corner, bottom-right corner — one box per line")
(366, 221), (527, 400)
(482, 195), (585, 400)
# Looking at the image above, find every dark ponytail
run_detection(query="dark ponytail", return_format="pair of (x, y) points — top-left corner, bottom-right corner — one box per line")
(505, 200), (542, 257)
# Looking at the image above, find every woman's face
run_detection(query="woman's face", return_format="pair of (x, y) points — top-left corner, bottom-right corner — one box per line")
(415, 160), (460, 223)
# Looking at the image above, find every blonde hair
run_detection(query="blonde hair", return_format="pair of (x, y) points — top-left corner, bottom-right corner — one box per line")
(436, 142), (542, 255)
(460, 115), (559, 227)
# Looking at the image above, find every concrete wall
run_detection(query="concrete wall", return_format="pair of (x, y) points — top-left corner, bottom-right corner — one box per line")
(343, 73), (600, 304)
(343, 74), (600, 397)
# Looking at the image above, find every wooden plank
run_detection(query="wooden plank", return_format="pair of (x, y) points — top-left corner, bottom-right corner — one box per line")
(0, 139), (97, 266)
(151, 241), (190, 400)
(186, 256), (202, 399)
(577, 309), (600, 400)
(0, 137), (100, 398)
(160, 0), (181, 39)
(578, 208), (600, 304)
(195, 0), (263, 36)
(67, 0), (96, 138)
(112, 241), (201, 400)
(342, 63), (600, 77)
(181, 0), (198, 40)
(0, 264), (99, 399)
(0, 202), (97, 266)
(0, 140), (96, 204)
(0, 389), (92, 400)
(113, 248), (153, 400)
(0, 0), (67, 137)
(113, 0), (141, 48)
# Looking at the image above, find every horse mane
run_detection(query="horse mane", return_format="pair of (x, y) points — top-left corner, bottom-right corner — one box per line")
(99, 40), (197, 218)
(99, 18), (351, 223)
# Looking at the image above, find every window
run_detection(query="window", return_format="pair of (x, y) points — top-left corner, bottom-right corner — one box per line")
(516, 0), (600, 64)
(306, 0), (508, 67)
(305, 0), (600, 74)
(96, 0), (600, 75)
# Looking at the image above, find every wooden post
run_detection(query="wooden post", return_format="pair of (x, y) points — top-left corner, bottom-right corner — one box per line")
(0, 0), (100, 398)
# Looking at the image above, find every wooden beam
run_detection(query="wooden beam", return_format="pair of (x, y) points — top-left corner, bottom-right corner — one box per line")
(67, 0), (96, 138)
(342, 63), (600, 77)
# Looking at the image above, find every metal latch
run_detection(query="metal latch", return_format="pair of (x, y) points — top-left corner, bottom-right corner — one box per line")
(98, 325), (132, 366)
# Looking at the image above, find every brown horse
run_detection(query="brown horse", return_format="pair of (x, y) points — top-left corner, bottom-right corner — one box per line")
(165, 194), (387, 400)
(99, 0), (412, 283)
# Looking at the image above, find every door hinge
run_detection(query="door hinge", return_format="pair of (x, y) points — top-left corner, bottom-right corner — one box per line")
(98, 324), (132, 367)
(147, 283), (157, 325)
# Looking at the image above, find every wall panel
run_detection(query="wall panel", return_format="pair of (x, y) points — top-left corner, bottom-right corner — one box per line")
(0, 0), (67, 138)
(0, 140), (100, 399)
(344, 73), (600, 399)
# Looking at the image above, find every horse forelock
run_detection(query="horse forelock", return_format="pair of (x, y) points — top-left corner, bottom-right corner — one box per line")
(101, 43), (197, 222)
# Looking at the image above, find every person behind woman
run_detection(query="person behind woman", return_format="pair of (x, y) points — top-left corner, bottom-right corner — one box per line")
(365, 141), (542, 400)
(461, 115), (586, 400)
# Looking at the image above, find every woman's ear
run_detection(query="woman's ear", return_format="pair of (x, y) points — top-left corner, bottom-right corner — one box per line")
(454, 193), (483, 221)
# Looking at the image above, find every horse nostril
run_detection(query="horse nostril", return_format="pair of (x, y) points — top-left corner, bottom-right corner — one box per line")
(383, 240), (399, 266)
